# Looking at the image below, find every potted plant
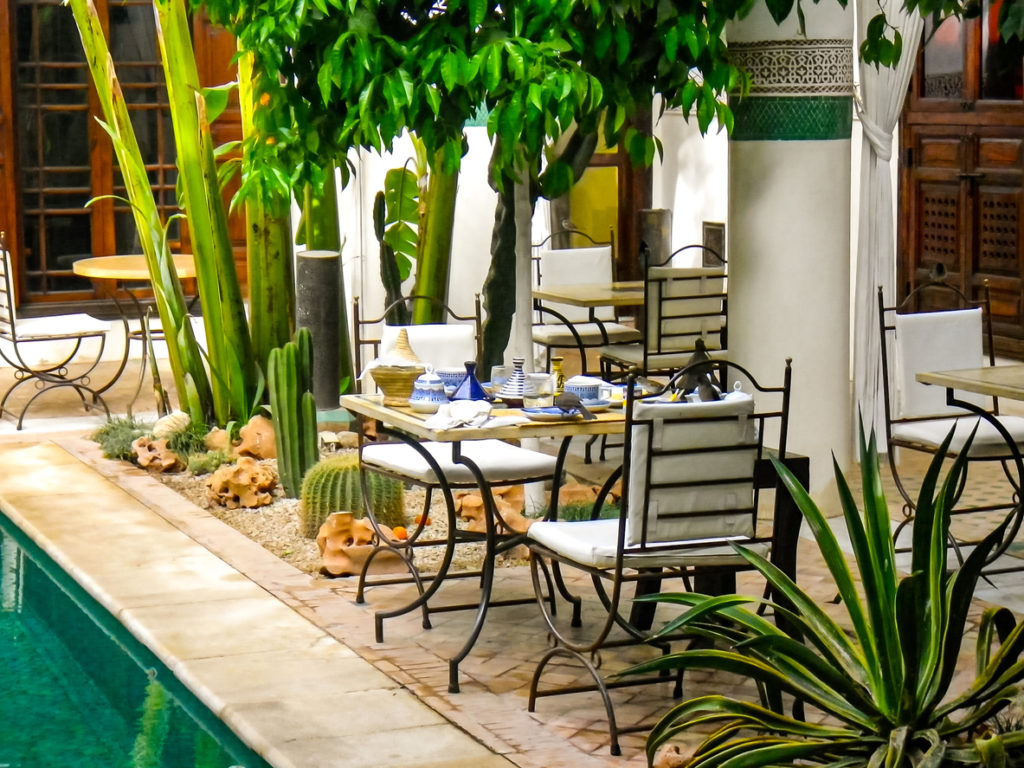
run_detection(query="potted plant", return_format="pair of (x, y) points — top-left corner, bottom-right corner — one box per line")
(631, 424), (1024, 768)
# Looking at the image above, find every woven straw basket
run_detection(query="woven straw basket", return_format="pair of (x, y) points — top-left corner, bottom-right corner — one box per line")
(370, 365), (425, 405)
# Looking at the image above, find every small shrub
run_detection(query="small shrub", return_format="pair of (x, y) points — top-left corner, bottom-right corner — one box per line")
(549, 502), (619, 522)
(92, 417), (150, 460)
(165, 420), (210, 460)
(187, 450), (231, 475)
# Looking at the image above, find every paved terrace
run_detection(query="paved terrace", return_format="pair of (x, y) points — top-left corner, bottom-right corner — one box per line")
(0, 361), (1022, 766)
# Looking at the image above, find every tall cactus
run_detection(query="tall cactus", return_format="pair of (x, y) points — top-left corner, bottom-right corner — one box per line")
(268, 327), (319, 497)
(299, 453), (405, 537)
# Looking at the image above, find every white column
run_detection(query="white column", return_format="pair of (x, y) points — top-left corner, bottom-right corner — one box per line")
(728, 2), (855, 491)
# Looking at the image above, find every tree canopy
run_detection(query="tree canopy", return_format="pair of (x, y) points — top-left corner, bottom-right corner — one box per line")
(196, 0), (754, 200)
(197, 0), (1017, 198)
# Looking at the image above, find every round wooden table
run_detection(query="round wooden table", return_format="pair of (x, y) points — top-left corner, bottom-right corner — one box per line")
(72, 254), (197, 415)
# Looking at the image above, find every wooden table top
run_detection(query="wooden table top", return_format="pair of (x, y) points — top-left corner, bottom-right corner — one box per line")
(340, 394), (625, 442)
(532, 281), (643, 308)
(73, 254), (197, 280)
(917, 364), (1024, 401)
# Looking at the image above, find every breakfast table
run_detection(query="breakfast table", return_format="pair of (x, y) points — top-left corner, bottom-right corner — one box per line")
(339, 392), (807, 693)
(532, 281), (644, 375)
(73, 254), (196, 414)
(916, 363), (1024, 568)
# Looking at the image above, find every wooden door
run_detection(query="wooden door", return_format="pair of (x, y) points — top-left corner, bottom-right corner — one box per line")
(899, 4), (1024, 356)
(0, 1), (242, 313)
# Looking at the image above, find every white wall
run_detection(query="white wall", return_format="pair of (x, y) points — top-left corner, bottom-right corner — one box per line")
(652, 105), (730, 254)
(338, 128), (498, 324)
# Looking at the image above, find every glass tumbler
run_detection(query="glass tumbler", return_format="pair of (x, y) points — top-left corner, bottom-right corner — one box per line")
(523, 373), (554, 408)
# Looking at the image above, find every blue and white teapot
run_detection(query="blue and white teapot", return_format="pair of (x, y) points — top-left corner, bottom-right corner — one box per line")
(408, 370), (448, 413)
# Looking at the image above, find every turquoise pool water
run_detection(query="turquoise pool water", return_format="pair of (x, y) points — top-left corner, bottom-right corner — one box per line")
(0, 516), (272, 768)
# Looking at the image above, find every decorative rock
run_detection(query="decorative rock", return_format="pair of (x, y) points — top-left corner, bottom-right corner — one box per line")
(555, 481), (599, 508)
(316, 512), (405, 577)
(205, 427), (232, 453)
(455, 487), (534, 534)
(235, 415), (276, 459)
(131, 436), (182, 472)
(152, 410), (190, 439)
(336, 431), (359, 449)
(318, 430), (360, 451)
(206, 456), (277, 509)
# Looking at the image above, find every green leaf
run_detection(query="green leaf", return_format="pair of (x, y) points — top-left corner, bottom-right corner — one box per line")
(201, 81), (236, 124)
(468, 0), (486, 27)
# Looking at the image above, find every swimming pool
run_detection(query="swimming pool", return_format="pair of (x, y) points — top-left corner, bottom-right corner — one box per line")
(0, 516), (272, 768)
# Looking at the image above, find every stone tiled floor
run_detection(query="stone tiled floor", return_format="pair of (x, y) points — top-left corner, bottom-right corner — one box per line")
(3, 361), (1024, 765)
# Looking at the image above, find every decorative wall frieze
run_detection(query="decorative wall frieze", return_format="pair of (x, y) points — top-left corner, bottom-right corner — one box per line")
(730, 39), (854, 97)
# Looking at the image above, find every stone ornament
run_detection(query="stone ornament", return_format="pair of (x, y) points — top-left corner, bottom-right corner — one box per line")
(455, 485), (533, 535)
(151, 410), (191, 439)
(235, 415), (277, 459)
(316, 512), (405, 577)
(131, 436), (182, 472)
(206, 456), (277, 509)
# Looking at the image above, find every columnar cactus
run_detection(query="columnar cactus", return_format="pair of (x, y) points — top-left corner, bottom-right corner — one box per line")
(299, 453), (406, 537)
(268, 327), (319, 497)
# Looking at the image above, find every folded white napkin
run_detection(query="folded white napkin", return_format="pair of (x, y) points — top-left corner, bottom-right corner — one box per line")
(424, 400), (492, 429)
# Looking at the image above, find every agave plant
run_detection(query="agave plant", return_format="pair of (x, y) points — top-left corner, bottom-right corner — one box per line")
(632, 425), (1024, 768)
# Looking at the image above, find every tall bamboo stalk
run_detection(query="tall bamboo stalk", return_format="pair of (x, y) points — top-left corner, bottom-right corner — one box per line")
(239, 50), (294, 375)
(68, 0), (212, 420)
(411, 150), (458, 324)
(153, 0), (257, 424)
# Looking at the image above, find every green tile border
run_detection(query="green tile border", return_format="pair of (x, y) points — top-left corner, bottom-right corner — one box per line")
(729, 95), (852, 141)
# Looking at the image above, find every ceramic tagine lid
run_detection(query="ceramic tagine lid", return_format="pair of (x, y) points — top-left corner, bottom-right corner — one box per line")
(497, 357), (527, 406)
(451, 361), (490, 401)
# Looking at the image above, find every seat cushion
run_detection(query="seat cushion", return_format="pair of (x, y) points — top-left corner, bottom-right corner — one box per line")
(892, 414), (1024, 457)
(17, 313), (109, 340)
(528, 518), (769, 569)
(362, 439), (559, 485)
(532, 322), (641, 347)
(599, 344), (724, 371)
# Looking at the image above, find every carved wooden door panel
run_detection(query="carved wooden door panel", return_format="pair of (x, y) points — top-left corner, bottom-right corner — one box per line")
(899, 5), (1024, 356)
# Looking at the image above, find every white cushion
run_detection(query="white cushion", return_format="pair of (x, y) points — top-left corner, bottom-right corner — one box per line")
(646, 267), (726, 352)
(361, 439), (558, 485)
(894, 309), (986, 419)
(381, 324), (476, 370)
(892, 414), (1024, 457)
(599, 343), (725, 369)
(532, 321), (641, 347)
(528, 518), (769, 568)
(16, 313), (109, 339)
(627, 397), (757, 546)
(538, 246), (615, 323)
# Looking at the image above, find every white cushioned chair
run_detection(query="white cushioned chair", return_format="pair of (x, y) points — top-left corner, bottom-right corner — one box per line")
(600, 244), (727, 379)
(526, 357), (794, 755)
(878, 281), (1024, 563)
(532, 245), (641, 373)
(0, 232), (115, 428)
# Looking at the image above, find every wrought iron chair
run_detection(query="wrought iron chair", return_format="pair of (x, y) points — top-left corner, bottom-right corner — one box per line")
(349, 293), (561, 682)
(878, 281), (1024, 567)
(531, 230), (641, 374)
(599, 244), (726, 380)
(525, 357), (796, 754)
(0, 233), (116, 428)
(352, 293), (483, 376)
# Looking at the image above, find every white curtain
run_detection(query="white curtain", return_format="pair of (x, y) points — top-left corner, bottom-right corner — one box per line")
(852, 1), (924, 443)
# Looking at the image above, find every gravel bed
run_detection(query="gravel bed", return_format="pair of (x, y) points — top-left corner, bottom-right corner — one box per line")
(156, 453), (499, 578)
